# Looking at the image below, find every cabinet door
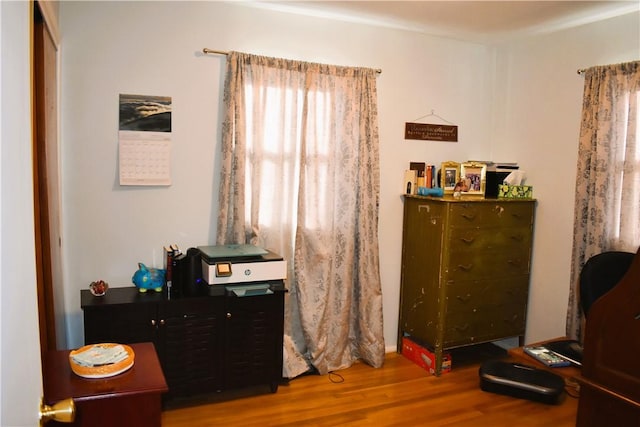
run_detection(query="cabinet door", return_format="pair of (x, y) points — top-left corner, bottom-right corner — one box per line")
(159, 297), (225, 398)
(224, 293), (285, 392)
(83, 303), (157, 345)
(399, 198), (445, 347)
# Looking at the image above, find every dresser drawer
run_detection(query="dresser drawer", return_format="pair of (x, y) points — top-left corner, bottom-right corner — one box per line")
(444, 304), (527, 346)
(445, 277), (529, 314)
(448, 226), (532, 253)
(444, 249), (532, 281)
(449, 202), (534, 228)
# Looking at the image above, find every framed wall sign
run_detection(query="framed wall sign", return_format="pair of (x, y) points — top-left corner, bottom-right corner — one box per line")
(459, 162), (487, 197)
(404, 122), (458, 142)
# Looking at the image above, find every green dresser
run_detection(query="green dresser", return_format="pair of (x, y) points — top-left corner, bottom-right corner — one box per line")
(398, 195), (536, 375)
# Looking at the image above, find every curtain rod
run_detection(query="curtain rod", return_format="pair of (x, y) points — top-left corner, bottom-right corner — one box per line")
(203, 48), (229, 56)
(202, 48), (382, 74)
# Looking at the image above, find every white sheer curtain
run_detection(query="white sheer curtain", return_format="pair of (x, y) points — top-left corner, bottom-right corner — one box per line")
(217, 52), (385, 377)
(567, 61), (640, 340)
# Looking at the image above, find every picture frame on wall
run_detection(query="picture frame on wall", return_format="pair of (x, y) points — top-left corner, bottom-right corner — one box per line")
(459, 162), (487, 197)
(440, 161), (460, 194)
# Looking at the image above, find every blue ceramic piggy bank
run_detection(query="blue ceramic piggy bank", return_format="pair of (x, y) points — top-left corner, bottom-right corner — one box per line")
(132, 263), (165, 293)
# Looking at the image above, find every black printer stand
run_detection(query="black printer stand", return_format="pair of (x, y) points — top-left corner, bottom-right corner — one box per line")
(81, 280), (285, 402)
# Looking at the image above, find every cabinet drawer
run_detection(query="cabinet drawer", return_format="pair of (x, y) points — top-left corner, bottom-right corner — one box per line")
(444, 304), (526, 347)
(83, 304), (157, 344)
(445, 277), (529, 314)
(448, 227), (532, 253)
(444, 250), (531, 281)
(449, 202), (534, 228)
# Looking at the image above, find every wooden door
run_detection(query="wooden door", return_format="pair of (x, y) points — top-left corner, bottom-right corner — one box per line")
(33, 0), (64, 356)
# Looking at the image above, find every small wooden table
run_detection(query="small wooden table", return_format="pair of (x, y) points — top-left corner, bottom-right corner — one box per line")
(508, 337), (582, 380)
(43, 342), (168, 427)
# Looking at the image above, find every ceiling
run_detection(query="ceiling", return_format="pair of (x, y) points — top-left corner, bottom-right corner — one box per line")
(248, 1), (640, 43)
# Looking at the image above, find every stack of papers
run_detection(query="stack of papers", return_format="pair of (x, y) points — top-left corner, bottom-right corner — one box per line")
(70, 344), (129, 367)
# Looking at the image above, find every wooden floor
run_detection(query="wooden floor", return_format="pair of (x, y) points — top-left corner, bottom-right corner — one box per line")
(161, 346), (578, 427)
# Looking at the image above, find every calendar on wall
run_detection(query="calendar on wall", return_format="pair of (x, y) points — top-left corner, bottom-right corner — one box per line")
(119, 132), (171, 186)
(118, 94), (172, 186)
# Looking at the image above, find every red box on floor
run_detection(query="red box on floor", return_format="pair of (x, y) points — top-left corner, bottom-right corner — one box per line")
(401, 336), (451, 375)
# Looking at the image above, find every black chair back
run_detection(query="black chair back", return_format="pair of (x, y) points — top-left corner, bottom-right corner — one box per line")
(580, 251), (634, 316)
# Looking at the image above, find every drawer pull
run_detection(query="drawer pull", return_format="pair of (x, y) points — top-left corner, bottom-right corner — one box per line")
(461, 213), (476, 221)
(150, 319), (165, 327)
(418, 204), (430, 213)
(455, 323), (470, 332)
(459, 236), (475, 244)
(504, 315), (519, 323)
(456, 294), (472, 302)
(226, 312), (232, 319)
(183, 313), (200, 319)
(458, 264), (474, 271)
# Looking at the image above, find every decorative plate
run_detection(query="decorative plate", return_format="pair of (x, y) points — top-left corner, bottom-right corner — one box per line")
(69, 343), (135, 379)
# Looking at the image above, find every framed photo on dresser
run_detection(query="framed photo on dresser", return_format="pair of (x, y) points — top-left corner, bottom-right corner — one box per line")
(440, 161), (460, 194)
(460, 162), (487, 197)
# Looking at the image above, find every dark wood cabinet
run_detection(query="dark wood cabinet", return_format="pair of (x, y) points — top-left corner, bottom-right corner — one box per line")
(81, 281), (285, 401)
(398, 195), (536, 375)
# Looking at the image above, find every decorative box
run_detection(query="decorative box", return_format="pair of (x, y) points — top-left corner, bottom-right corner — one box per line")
(498, 184), (533, 199)
(401, 336), (451, 375)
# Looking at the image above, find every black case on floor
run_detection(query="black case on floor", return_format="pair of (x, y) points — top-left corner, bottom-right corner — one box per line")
(479, 360), (565, 404)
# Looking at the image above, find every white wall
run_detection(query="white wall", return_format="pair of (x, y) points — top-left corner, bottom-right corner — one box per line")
(60, 1), (494, 350)
(492, 12), (640, 343)
(59, 1), (639, 352)
(1, 1), (45, 425)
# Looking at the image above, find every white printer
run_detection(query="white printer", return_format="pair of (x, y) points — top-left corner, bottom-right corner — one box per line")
(198, 244), (287, 286)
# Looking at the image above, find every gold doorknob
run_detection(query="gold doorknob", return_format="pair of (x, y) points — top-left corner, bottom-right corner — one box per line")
(39, 397), (75, 426)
